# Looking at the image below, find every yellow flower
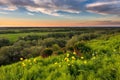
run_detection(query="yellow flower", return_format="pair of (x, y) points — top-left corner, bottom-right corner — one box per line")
(54, 62), (58, 65)
(22, 63), (26, 67)
(34, 59), (37, 63)
(68, 64), (70, 66)
(30, 63), (32, 65)
(81, 56), (84, 59)
(59, 65), (61, 67)
(72, 56), (76, 60)
(64, 57), (67, 60)
(66, 53), (70, 57)
(66, 59), (69, 62)
(64, 57), (69, 62)
(73, 52), (76, 55)
(20, 58), (24, 61)
(84, 60), (87, 64)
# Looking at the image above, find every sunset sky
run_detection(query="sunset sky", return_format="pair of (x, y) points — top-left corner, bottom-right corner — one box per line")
(0, 0), (120, 27)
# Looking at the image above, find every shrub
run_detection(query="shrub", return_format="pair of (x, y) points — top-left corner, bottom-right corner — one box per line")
(79, 33), (99, 41)
(0, 38), (11, 47)
(0, 46), (21, 65)
(42, 48), (53, 57)
(66, 35), (78, 49)
(21, 46), (42, 58)
(74, 41), (91, 53)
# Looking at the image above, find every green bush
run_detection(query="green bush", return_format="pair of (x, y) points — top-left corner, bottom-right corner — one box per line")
(42, 48), (53, 57)
(0, 38), (11, 47)
(75, 41), (91, 51)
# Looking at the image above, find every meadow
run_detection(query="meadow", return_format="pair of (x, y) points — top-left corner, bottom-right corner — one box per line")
(0, 27), (120, 80)
(0, 32), (49, 42)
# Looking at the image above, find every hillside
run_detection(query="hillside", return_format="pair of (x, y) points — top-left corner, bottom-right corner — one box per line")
(0, 33), (120, 80)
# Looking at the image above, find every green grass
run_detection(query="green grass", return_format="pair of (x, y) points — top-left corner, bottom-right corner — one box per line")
(0, 32), (120, 80)
(0, 31), (69, 42)
(0, 52), (120, 80)
(0, 32), (48, 42)
(87, 34), (120, 55)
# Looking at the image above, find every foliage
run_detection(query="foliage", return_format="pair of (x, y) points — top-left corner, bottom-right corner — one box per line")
(0, 53), (120, 80)
(42, 48), (53, 57)
(0, 27), (120, 80)
(0, 38), (11, 47)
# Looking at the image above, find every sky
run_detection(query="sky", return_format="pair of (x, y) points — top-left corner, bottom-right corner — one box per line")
(0, 0), (120, 27)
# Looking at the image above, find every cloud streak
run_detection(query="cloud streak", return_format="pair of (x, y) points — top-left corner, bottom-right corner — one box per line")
(0, 0), (86, 16)
(0, 0), (120, 16)
(86, 0), (120, 15)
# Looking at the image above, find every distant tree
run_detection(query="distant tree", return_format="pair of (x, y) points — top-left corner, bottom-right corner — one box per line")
(0, 46), (21, 65)
(21, 46), (42, 58)
(19, 35), (40, 41)
(79, 33), (98, 41)
(13, 40), (31, 48)
(0, 38), (10, 48)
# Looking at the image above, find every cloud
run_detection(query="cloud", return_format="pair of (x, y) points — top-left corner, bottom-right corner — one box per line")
(86, 0), (120, 15)
(0, 0), (120, 16)
(27, 12), (34, 16)
(0, 11), (8, 14)
(0, 0), (86, 16)
(0, 6), (17, 11)
(95, 20), (120, 25)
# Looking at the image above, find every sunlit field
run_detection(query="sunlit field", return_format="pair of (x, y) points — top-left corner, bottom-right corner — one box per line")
(0, 27), (120, 80)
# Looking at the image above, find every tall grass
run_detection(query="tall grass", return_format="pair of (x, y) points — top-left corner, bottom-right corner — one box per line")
(0, 52), (120, 80)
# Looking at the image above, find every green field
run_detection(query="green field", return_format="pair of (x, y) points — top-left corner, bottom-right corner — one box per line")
(0, 27), (120, 80)
(0, 32), (48, 42)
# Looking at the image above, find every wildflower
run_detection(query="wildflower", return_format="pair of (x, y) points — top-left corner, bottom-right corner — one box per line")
(66, 53), (70, 57)
(84, 60), (87, 64)
(64, 57), (69, 62)
(64, 57), (68, 60)
(20, 58), (24, 61)
(59, 65), (61, 67)
(73, 52), (76, 55)
(72, 56), (76, 60)
(30, 63), (32, 65)
(54, 62), (58, 65)
(22, 63), (26, 67)
(34, 59), (37, 63)
(66, 59), (69, 62)
(68, 64), (70, 66)
(81, 56), (84, 59)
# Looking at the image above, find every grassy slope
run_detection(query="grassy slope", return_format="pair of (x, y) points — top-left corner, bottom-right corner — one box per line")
(0, 34), (120, 80)
(87, 33), (120, 55)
